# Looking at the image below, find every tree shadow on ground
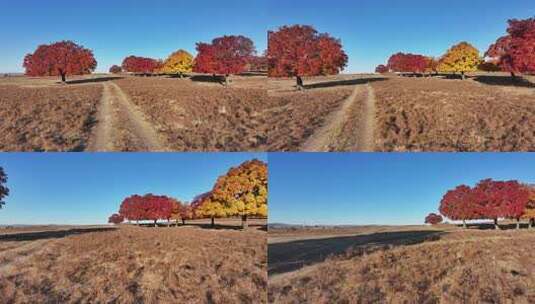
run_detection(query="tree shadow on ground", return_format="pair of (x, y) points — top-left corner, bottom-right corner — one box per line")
(472, 75), (535, 88)
(190, 75), (225, 84)
(65, 76), (124, 85)
(0, 227), (117, 242)
(303, 77), (387, 89)
(268, 230), (446, 275)
(465, 222), (532, 230)
(138, 222), (267, 231)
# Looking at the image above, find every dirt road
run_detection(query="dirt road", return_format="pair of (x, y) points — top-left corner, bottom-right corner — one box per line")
(300, 83), (376, 152)
(87, 82), (167, 151)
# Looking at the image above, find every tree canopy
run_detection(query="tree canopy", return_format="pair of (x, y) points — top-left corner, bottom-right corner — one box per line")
(122, 56), (161, 74)
(267, 25), (347, 86)
(23, 40), (97, 82)
(194, 35), (256, 77)
(437, 42), (480, 78)
(160, 50), (194, 75)
(486, 18), (535, 76)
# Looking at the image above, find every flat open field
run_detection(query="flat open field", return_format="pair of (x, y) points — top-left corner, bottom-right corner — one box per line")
(0, 74), (272, 152)
(0, 221), (267, 303)
(268, 73), (535, 152)
(371, 76), (535, 151)
(0, 80), (101, 151)
(268, 225), (535, 303)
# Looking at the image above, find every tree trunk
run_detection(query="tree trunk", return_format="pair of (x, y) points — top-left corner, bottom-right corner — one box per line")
(176, 219), (179, 227)
(296, 76), (304, 90)
(211, 217), (215, 227)
(154, 219), (157, 227)
(462, 220), (467, 229)
(241, 214), (248, 230)
(461, 71), (465, 80)
(179, 72), (183, 78)
(511, 72), (516, 79)
(182, 219), (185, 225)
(516, 218), (521, 230)
(530, 219), (534, 229)
(494, 218), (499, 230)
(224, 74), (230, 86)
(60, 71), (66, 83)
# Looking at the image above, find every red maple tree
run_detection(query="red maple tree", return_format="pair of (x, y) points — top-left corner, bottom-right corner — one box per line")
(267, 25), (348, 88)
(122, 56), (161, 74)
(439, 185), (478, 228)
(23, 41), (97, 82)
(108, 213), (124, 225)
(375, 64), (388, 73)
(194, 35), (256, 84)
(109, 65), (122, 74)
(472, 179), (530, 229)
(387, 53), (428, 74)
(486, 18), (535, 77)
(425, 213), (443, 225)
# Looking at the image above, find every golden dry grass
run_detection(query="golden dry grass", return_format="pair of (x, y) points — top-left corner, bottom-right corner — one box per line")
(0, 225), (267, 303)
(269, 228), (535, 304)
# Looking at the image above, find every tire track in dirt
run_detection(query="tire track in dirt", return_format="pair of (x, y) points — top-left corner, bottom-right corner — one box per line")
(300, 85), (362, 152)
(358, 84), (376, 152)
(87, 82), (167, 151)
(87, 83), (114, 151)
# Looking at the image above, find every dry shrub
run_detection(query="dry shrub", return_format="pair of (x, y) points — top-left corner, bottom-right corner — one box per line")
(0, 226), (267, 303)
(0, 85), (101, 151)
(371, 77), (535, 151)
(269, 230), (535, 303)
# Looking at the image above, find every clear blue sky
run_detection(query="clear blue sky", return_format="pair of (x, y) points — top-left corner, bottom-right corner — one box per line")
(0, 0), (268, 73)
(0, 153), (266, 225)
(269, 153), (535, 226)
(267, 0), (535, 73)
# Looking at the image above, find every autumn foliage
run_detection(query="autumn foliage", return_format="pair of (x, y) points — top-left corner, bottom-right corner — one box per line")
(267, 25), (348, 87)
(425, 213), (443, 225)
(108, 213), (124, 225)
(437, 42), (480, 79)
(486, 18), (535, 77)
(112, 160), (267, 229)
(118, 194), (178, 226)
(159, 49), (194, 76)
(375, 64), (388, 73)
(0, 167), (8, 209)
(122, 56), (161, 74)
(23, 41), (97, 82)
(109, 65), (122, 74)
(198, 159), (268, 228)
(439, 179), (533, 229)
(386, 53), (427, 73)
(194, 35), (256, 83)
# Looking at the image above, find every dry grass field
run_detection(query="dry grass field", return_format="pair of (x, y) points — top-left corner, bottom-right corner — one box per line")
(267, 73), (535, 152)
(0, 220), (267, 303)
(2, 72), (534, 152)
(0, 80), (101, 151)
(268, 225), (535, 304)
(371, 76), (535, 151)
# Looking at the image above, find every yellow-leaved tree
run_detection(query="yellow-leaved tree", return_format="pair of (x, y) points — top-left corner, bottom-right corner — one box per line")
(195, 191), (228, 227)
(209, 159), (268, 229)
(160, 49), (194, 77)
(438, 42), (480, 80)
